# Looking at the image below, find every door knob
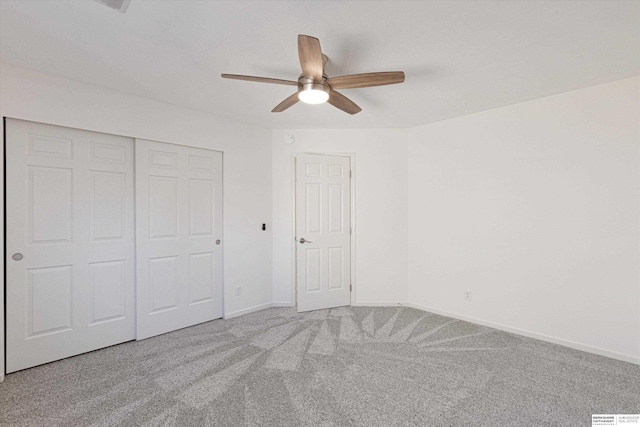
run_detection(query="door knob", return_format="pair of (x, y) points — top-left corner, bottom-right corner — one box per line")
(299, 238), (312, 244)
(215, 239), (221, 245)
(12, 253), (23, 261)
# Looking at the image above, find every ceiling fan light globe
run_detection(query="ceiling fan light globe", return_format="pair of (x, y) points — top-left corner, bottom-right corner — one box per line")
(298, 82), (330, 104)
(298, 89), (329, 104)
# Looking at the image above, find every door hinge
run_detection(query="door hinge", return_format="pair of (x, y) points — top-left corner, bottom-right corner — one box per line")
(350, 283), (352, 292)
(349, 170), (352, 178)
(350, 227), (352, 235)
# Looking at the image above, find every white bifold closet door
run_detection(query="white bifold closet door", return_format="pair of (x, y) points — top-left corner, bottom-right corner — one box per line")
(135, 139), (223, 340)
(6, 119), (136, 373)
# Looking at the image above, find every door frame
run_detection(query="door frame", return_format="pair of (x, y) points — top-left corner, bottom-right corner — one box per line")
(291, 152), (356, 308)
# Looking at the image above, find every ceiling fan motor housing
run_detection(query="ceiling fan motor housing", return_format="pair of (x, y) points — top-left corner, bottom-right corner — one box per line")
(297, 77), (330, 104)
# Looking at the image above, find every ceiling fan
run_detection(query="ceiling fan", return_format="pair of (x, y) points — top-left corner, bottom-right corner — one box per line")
(221, 35), (405, 115)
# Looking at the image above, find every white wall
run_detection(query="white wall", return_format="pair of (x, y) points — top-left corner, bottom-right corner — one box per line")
(408, 77), (640, 362)
(0, 63), (273, 379)
(272, 129), (408, 306)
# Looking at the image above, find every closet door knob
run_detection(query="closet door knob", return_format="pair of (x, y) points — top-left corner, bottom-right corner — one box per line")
(12, 253), (23, 261)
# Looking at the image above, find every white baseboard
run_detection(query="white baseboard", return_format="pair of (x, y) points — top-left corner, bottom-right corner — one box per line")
(223, 302), (274, 320)
(404, 302), (640, 366)
(352, 301), (403, 307)
(272, 301), (295, 308)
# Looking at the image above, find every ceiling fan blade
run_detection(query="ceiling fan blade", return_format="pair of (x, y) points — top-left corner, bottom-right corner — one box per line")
(326, 71), (405, 89)
(272, 93), (300, 112)
(328, 90), (362, 115)
(221, 74), (299, 86)
(298, 35), (324, 81)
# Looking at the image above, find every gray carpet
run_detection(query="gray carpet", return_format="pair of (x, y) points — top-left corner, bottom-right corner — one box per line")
(1, 306), (638, 426)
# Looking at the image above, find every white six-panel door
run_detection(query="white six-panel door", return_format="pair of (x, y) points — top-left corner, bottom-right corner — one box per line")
(296, 154), (351, 312)
(6, 119), (136, 373)
(135, 139), (223, 339)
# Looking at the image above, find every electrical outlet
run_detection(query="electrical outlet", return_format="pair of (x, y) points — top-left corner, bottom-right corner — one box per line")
(236, 286), (242, 296)
(464, 290), (471, 301)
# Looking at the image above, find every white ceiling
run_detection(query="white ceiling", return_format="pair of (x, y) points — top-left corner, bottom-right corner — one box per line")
(1, 0), (639, 129)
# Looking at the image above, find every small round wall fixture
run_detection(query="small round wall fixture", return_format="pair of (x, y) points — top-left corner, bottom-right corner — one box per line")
(284, 133), (295, 144)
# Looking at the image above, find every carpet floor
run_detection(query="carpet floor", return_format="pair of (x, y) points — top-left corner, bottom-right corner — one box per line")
(0, 306), (638, 426)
